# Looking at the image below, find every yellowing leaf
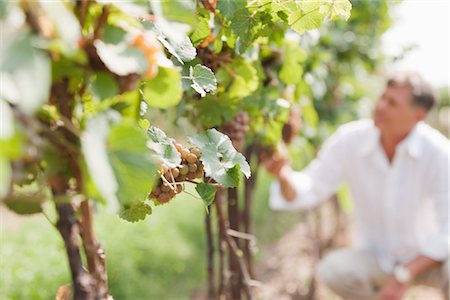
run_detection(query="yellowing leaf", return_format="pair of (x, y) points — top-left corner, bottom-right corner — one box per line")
(319, 0), (352, 21)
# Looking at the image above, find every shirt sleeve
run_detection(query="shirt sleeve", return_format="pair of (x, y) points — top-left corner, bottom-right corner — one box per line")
(420, 151), (449, 261)
(269, 127), (349, 211)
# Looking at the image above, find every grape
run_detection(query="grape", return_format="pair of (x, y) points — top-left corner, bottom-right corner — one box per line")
(158, 193), (172, 203)
(161, 184), (172, 193)
(240, 113), (249, 124)
(195, 169), (204, 178)
(174, 143), (183, 152)
(179, 164), (189, 175)
(153, 139), (209, 203)
(190, 147), (202, 158)
(180, 148), (190, 159)
(161, 164), (169, 174)
(186, 153), (198, 164)
(220, 111), (250, 150)
(164, 171), (172, 181)
(171, 168), (180, 178)
(188, 163), (198, 173)
(152, 186), (161, 196)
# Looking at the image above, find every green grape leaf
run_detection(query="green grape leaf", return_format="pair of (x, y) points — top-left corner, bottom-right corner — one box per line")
(319, 0), (352, 21)
(0, 132), (23, 160)
(271, 0), (297, 14)
(188, 129), (250, 188)
(190, 16), (210, 46)
(82, 115), (158, 208)
(301, 100), (319, 128)
(108, 123), (158, 207)
(82, 114), (119, 207)
(228, 58), (259, 99)
(146, 126), (181, 168)
(288, 2), (324, 34)
(189, 64), (217, 97)
(90, 72), (119, 101)
(103, 25), (128, 44)
(195, 183), (216, 207)
(161, 0), (197, 27)
(279, 41), (306, 85)
(94, 40), (148, 76)
(142, 67), (183, 109)
(231, 8), (254, 53)
(217, 0), (246, 20)
(3, 183), (48, 215)
(119, 202), (152, 222)
(1, 33), (51, 114)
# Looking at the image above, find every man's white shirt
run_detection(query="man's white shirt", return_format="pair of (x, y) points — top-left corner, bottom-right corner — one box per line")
(269, 119), (449, 272)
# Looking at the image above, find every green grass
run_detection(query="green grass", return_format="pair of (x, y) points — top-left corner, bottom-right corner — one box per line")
(0, 173), (301, 300)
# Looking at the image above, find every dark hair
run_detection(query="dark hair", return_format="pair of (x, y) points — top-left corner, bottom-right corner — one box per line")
(387, 71), (436, 111)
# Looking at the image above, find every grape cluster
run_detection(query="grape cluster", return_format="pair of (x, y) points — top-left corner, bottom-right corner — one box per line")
(150, 144), (204, 204)
(282, 107), (301, 144)
(220, 111), (250, 150)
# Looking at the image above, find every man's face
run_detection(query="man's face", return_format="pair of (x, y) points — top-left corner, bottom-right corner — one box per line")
(374, 84), (425, 135)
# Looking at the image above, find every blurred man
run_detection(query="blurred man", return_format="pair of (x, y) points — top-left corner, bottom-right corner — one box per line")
(262, 71), (449, 300)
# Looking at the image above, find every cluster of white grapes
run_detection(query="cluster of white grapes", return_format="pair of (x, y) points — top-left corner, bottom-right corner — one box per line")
(150, 144), (204, 204)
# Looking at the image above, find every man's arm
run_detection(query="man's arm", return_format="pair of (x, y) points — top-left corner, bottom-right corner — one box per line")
(380, 256), (442, 300)
(405, 255), (442, 279)
(261, 152), (297, 201)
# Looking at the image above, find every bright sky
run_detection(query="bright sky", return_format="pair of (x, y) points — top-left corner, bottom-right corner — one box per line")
(381, 0), (449, 87)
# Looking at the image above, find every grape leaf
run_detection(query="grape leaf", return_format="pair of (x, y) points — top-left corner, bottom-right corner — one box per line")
(288, 2), (324, 34)
(301, 100), (319, 128)
(103, 25), (127, 44)
(188, 129), (250, 188)
(319, 0), (352, 21)
(228, 58), (259, 99)
(160, 0), (197, 27)
(3, 183), (48, 215)
(142, 67), (183, 109)
(94, 40), (148, 76)
(195, 183), (216, 208)
(231, 8), (254, 53)
(146, 126), (181, 168)
(279, 41), (306, 84)
(108, 123), (158, 207)
(119, 202), (152, 222)
(0, 33), (51, 114)
(82, 115), (157, 208)
(81, 114), (119, 207)
(190, 16), (210, 46)
(154, 20), (196, 64)
(217, 0), (246, 20)
(189, 65), (217, 97)
(90, 72), (119, 100)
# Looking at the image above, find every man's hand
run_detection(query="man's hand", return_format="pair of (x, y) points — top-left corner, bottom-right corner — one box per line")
(379, 278), (409, 300)
(260, 148), (289, 179)
(260, 145), (297, 201)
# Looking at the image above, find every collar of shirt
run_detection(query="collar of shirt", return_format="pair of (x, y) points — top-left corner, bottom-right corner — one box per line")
(357, 121), (423, 159)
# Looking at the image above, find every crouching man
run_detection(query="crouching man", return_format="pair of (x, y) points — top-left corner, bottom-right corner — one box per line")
(262, 72), (449, 300)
